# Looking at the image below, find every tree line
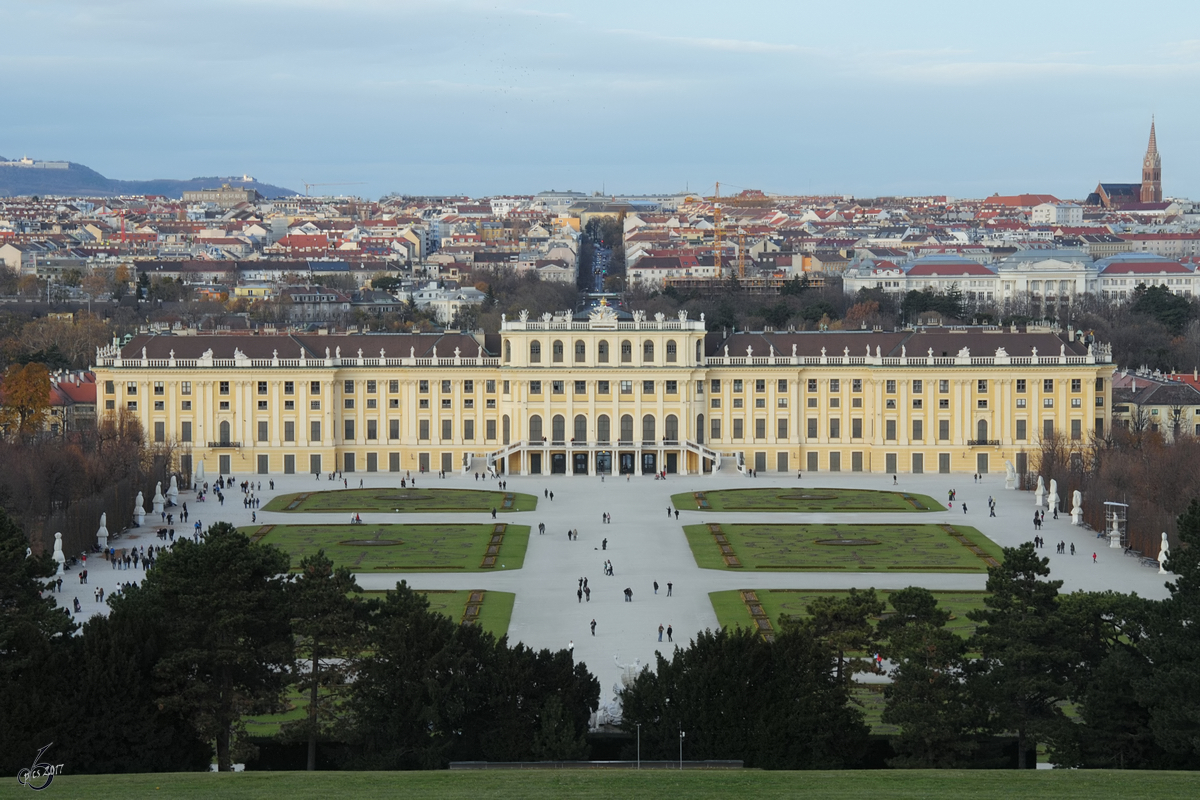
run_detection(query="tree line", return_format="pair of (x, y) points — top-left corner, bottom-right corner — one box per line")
(622, 512), (1200, 770)
(0, 515), (599, 774)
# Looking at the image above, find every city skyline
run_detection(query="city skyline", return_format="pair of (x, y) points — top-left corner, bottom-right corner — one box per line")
(4, 1), (1199, 199)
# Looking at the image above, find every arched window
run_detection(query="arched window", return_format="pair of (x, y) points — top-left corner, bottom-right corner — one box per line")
(642, 414), (656, 443)
(696, 339), (703, 363)
(597, 414), (611, 443)
(620, 414), (634, 443)
(219, 420), (231, 445)
(552, 414), (566, 443)
(530, 341), (541, 363)
(977, 419), (988, 442)
(552, 340), (564, 363)
(598, 340), (610, 363)
(502, 415), (511, 445)
(665, 414), (679, 442)
(574, 414), (587, 442)
(574, 340), (586, 363)
(504, 341), (512, 363)
(696, 413), (705, 444)
(529, 414), (543, 442)
(666, 340), (677, 363)
(620, 340), (632, 363)
(643, 340), (655, 362)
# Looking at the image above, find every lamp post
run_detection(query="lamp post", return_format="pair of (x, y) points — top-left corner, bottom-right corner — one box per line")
(636, 722), (641, 770)
(679, 725), (685, 770)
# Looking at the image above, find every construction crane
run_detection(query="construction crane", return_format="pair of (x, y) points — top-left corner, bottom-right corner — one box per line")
(713, 182), (723, 278)
(302, 181), (366, 197)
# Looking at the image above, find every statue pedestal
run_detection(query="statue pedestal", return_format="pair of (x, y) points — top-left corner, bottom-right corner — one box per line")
(1005, 477), (1014, 490)
(1071, 510), (1082, 526)
(1108, 530), (1123, 549)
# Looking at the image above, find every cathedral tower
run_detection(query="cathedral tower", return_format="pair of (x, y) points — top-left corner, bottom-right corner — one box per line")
(1141, 118), (1162, 203)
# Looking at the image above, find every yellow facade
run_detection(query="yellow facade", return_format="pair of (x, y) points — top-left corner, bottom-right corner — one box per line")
(93, 311), (1113, 479)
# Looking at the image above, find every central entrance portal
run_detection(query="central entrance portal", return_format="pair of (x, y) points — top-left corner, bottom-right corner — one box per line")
(595, 451), (612, 475)
(641, 452), (657, 474)
(572, 452), (589, 474)
(550, 453), (567, 474)
(618, 452), (635, 475)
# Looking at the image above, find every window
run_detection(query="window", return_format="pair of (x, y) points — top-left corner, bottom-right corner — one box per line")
(778, 418), (788, 438)
(552, 340), (564, 363)
(710, 418), (721, 439)
(283, 381), (294, 395)
(153, 381), (164, 396)
(599, 341), (609, 363)
(345, 399), (355, 409)
(504, 341), (512, 362)
(1095, 377), (1105, 391)
(126, 382), (137, 395)
(181, 421), (192, 442)
(530, 341), (542, 362)
(105, 380), (115, 394)
(180, 381), (191, 396)
(733, 398), (744, 409)
(552, 381), (564, 395)
(852, 379), (862, 392)
(367, 420), (378, 440)
(829, 379), (840, 392)
(912, 398), (923, 409)
(1017, 398), (1027, 408)
(643, 341), (654, 362)
(311, 420), (322, 441)
(666, 381), (678, 394)
(390, 379), (399, 393)
(711, 379), (721, 393)
(219, 381), (229, 396)
(733, 380), (744, 392)
(829, 397), (840, 408)
(978, 379), (988, 393)
(530, 381), (542, 394)
(1096, 397), (1105, 407)
(1071, 379), (1081, 392)
(284, 421), (294, 442)
(1016, 419), (1027, 440)
(311, 400), (321, 410)
(486, 419), (496, 440)
(345, 419), (355, 440)
(1043, 419), (1055, 438)
(441, 380), (451, 393)
(807, 398), (818, 408)
(886, 399), (896, 409)
(666, 340), (677, 362)
(939, 419), (950, 441)
(218, 401), (229, 411)
(1044, 379), (1054, 392)
(1071, 398), (1082, 408)
(886, 380), (896, 393)
(441, 419), (452, 440)
(344, 380), (355, 394)
(464, 420), (475, 441)
(912, 419), (923, 440)
(777, 379), (787, 392)
(807, 379), (818, 392)
(852, 398), (862, 408)
(1044, 398), (1054, 408)
(418, 420), (429, 440)
(885, 420), (896, 440)
(367, 398), (377, 409)
(441, 399), (452, 409)
(1016, 379), (1026, 393)
(575, 380), (587, 395)
(777, 397), (788, 407)
(643, 380), (655, 395)
(756, 379), (766, 392)
(258, 400), (268, 411)
(503, 381), (510, 394)
(755, 419), (766, 439)
(621, 340), (632, 362)
(486, 380), (495, 393)
(939, 398), (949, 409)
(389, 419), (399, 440)
(756, 398), (766, 408)
(598, 381), (610, 394)
(257, 381), (267, 396)
(311, 381), (321, 394)
(711, 398), (721, 408)
(620, 381), (632, 395)
(829, 418), (841, 439)
(181, 400), (191, 411)
(154, 401), (164, 411)
(977, 399), (988, 409)
(258, 421), (268, 442)
(154, 421), (165, 443)
(733, 419), (744, 439)
(852, 418), (862, 438)
(807, 418), (818, 438)
(939, 380), (949, 393)
(912, 380), (923, 393)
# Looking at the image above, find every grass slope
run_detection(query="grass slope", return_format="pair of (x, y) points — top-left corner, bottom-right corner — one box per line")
(673, 487), (945, 513)
(684, 523), (1002, 572)
(264, 487), (537, 513)
(244, 523), (530, 572)
(39, 770), (1200, 799)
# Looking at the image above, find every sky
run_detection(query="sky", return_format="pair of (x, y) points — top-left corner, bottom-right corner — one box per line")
(4, 0), (1199, 201)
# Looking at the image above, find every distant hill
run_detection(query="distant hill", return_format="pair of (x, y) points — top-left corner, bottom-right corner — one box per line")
(0, 157), (298, 199)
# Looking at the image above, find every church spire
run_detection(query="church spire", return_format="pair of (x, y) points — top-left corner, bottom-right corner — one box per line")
(1141, 117), (1162, 203)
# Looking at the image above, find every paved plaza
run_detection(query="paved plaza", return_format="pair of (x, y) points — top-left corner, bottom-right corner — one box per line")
(51, 469), (1172, 693)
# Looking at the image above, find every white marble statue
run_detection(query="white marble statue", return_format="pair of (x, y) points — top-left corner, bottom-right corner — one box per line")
(1034, 476), (1046, 508)
(53, 532), (65, 576)
(134, 491), (146, 527)
(1109, 513), (1123, 549)
(1158, 532), (1171, 574)
(152, 482), (165, 516)
(167, 475), (179, 505)
(97, 512), (109, 550)
(1004, 460), (1016, 490)
(1071, 490), (1083, 526)
(1048, 479), (1060, 514)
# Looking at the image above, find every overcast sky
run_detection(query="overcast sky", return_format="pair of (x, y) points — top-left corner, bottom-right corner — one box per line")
(4, 0), (1198, 200)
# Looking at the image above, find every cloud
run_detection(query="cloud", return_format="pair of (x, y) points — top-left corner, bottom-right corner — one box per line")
(606, 28), (802, 54)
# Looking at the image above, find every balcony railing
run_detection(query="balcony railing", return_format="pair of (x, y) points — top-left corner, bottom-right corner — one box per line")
(207, 441), (241, 448)
(967, 439), (1000, 447)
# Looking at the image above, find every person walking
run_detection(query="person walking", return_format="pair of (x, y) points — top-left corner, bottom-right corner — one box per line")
(674, 510), (679, 520)
(667, 582), (672, 596)
(590, 619), (596, 636)
(602, 538), (607, 550)
(549, 491), (554, 501)
(585, 586), (591, 602)
(577, 588), (583, 603)
(658, 624), (664, 642)
(1071, 543), (1076, 555)
(667, 507), (672, 518)
(667, 625), (673, 643)
(962, 503), (968, 514)
(654, 581), (659, 594)
(1093, 552), (1097, 564)
(491, 508), (497, 519)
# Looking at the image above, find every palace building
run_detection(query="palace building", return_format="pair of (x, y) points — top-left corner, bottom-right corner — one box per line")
(93, 305), (1113, 479)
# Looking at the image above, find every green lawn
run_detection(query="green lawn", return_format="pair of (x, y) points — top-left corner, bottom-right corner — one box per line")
(684, 523), (1002, 571)
(243, 523), (530, 572)
(710, 589), (990, 641)
(37, 770), (1200, 799)
(264, 487), (538, 513)
(674, 487), (945, 513)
